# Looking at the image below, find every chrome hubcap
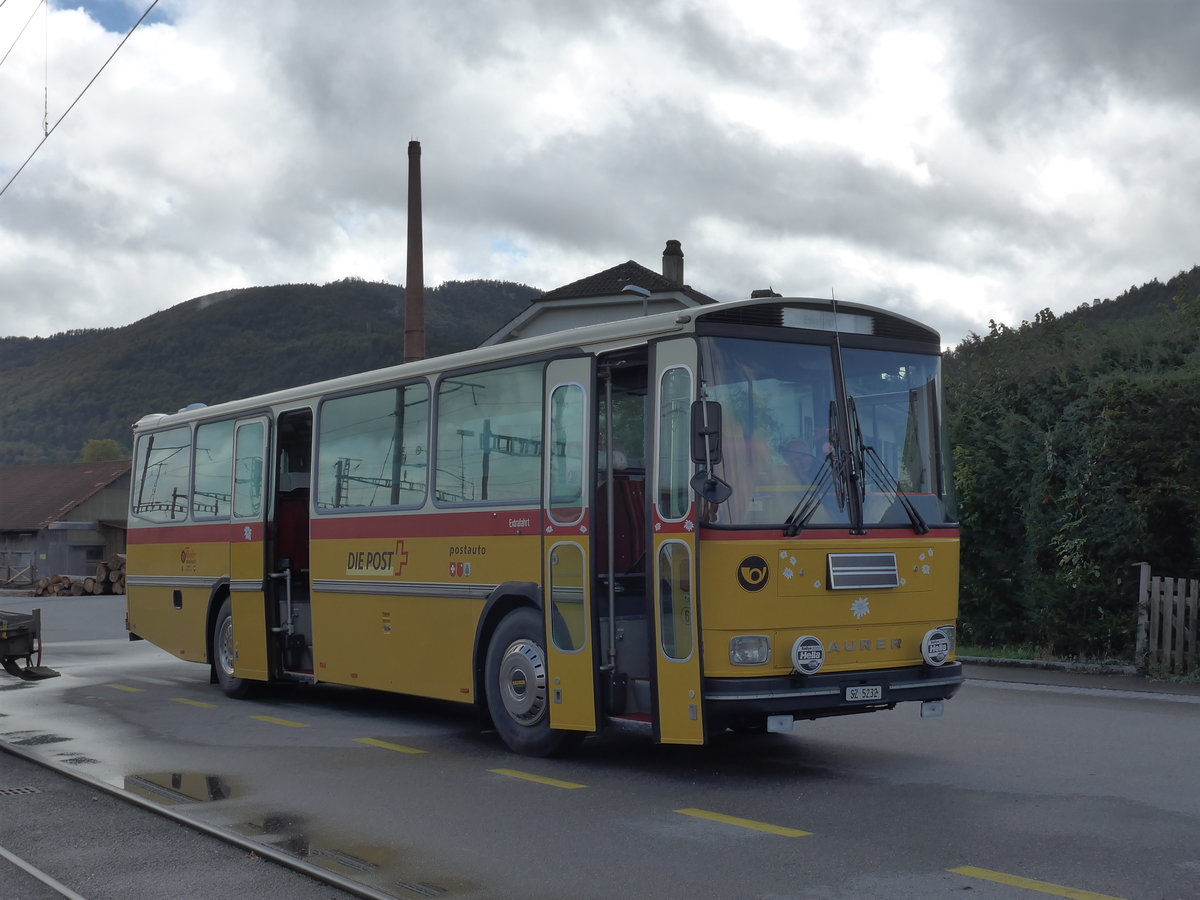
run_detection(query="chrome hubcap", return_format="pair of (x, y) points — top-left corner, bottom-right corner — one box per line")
(217, 616), (235, 677)
(497, 638), (547, 727)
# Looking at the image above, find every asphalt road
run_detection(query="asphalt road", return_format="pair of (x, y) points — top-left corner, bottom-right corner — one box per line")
(2, 592), (1198, 900)
(0, 747), (364, 900)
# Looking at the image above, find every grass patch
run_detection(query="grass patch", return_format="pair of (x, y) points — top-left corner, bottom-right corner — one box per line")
(960, 643), (1134, 667)
(958, 643), (1043, 660)
(961, 645), (1200, 683)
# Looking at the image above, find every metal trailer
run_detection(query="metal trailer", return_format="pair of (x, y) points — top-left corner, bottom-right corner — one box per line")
(0, 608), (60, 680)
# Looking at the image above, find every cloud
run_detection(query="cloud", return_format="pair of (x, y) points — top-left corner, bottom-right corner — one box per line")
(0, 0), (1196, 346)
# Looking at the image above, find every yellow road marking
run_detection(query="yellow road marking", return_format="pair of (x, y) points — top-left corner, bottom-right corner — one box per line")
(170, 698), (216, 708)
(489, 768), (587, 789)
(104, 683), (144, 692)
(249, 715), (309, 728)
(949, 866), (1127, 900)
(675, 808), (813, 837)
(354, 737), (427, 755)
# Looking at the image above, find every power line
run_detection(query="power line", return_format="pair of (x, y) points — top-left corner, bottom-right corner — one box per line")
(0, 0), (161, 200)
(0, 0), (45, 71)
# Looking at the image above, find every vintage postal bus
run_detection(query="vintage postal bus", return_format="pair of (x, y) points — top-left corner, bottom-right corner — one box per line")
(126, 295), (962, 755)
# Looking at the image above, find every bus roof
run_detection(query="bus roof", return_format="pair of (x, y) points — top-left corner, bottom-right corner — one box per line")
(132, 295), (940, 431)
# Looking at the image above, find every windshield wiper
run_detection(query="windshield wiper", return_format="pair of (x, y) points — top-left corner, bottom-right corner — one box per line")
(860, 445), (928, 534)
(784, 400), (853, 536)
(782, 456), (835, 537)
(848, 394), (929, 536)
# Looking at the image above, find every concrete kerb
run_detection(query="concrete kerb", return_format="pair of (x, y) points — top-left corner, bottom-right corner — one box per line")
(959, 655), (1137, 676)
(960, 655), (1200, 698)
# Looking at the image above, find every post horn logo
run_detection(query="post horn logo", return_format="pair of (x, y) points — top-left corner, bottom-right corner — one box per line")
(737, 555), (769, 591)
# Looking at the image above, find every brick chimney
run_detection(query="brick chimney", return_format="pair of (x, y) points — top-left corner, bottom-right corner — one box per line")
(404, 140), (425, 363)
(662, 239), (684, 284)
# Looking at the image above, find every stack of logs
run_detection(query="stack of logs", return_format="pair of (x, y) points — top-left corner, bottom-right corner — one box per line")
(33, 554), (126, 597)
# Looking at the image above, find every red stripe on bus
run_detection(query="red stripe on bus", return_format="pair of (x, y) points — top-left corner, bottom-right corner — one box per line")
(310, 509), (545, 540)
(127, 522), (258, 544)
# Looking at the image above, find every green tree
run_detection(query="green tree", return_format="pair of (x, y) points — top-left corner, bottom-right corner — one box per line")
(81, 439), (128, 461)
(945, 267), (1200, 659)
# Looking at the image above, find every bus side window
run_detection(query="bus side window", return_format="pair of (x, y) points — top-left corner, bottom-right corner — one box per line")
(657, 541), (693, 660)
(193, 420), (234, 519)
(657, 366), (693, 520)
(131, 425), (192, 522)
(233, 422), (265, 519)
(436, 363), (542, 505)
(316, 383), (429, 510)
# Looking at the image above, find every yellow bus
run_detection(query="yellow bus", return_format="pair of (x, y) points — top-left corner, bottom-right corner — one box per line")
(126, 294), (962, 755)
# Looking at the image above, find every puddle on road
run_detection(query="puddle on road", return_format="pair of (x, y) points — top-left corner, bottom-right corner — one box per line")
(235, 813), (385, 874)
(233, 812), (475, 898)
(124, 772), (235, 805)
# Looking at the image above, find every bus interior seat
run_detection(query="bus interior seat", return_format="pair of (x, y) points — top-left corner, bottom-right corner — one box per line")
(274, 490), (310, 573)
(595, 474), (646, 575)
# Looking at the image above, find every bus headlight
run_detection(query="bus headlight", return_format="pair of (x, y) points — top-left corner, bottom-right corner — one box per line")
(791, 635), (824, 674)
(921, 626), (955, 667)
(729, 635), (771, 666)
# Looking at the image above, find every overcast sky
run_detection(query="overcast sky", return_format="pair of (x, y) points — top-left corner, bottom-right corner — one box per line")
(1, 0), (1197, 347)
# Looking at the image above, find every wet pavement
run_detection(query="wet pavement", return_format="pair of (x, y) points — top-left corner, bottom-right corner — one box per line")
(5, 654), (1197, 899)
(0, 746), (363, 900)
(3, 590), (1198, 899)
(0, 592), (379, 898)
(0, 637), (471, 899)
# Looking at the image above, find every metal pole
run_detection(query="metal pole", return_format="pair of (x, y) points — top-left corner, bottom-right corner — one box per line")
(605, 372), (617, 673)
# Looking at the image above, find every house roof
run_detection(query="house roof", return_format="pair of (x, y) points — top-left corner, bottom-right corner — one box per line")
(539, 260), (718, 305)
(0, 460), (131, 531)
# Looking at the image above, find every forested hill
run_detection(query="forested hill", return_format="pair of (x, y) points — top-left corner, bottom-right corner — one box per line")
(945, 265), (1200, 659)
(0, 279), (539, 465)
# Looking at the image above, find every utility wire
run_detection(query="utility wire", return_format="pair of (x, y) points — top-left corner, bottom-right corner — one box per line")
(0, 0), (161, 200)
(0, 0), (45, 71)
(44, 0), (49, 134)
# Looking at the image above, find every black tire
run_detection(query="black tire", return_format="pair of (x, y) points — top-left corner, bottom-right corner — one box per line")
(484, 607), (583, 757)
(212, 597), (254, 699)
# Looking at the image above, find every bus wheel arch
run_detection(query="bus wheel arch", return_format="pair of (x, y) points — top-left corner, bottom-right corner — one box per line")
(472, 584), (541, 721)
(480, 602), (582, 757)
(211, 594), (254, 699)
(204, 583), (231, 685)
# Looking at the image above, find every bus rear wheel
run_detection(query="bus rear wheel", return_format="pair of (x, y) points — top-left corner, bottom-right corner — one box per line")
(212, 597), (254, 699)
(485, 608), (581, 757)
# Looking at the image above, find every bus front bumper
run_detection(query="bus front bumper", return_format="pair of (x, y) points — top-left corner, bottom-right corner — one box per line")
(703, 661), (964, 725)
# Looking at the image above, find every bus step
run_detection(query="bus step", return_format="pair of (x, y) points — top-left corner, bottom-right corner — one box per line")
(610, 712), (652, 723)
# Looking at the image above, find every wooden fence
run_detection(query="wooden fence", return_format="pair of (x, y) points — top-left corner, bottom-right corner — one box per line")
(1, 550), (34, 587)
(1135, 562), (1199, 675)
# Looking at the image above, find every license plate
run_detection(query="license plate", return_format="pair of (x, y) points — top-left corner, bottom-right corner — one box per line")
(845, 685), (882, 701)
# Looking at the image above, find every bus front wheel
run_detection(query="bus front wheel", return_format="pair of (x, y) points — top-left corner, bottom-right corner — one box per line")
(485, 608), (581, 757)
(212, 597), (254, 699)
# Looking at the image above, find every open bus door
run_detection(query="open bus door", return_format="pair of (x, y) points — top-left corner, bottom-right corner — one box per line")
(543, 357), (598, 733)
(650, 339), (706, 744)
(227, 416), (271, 681)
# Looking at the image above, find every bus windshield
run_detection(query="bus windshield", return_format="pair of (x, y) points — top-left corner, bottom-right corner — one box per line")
(700, 336), (955, 529)
(841, 347), (956, 528)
